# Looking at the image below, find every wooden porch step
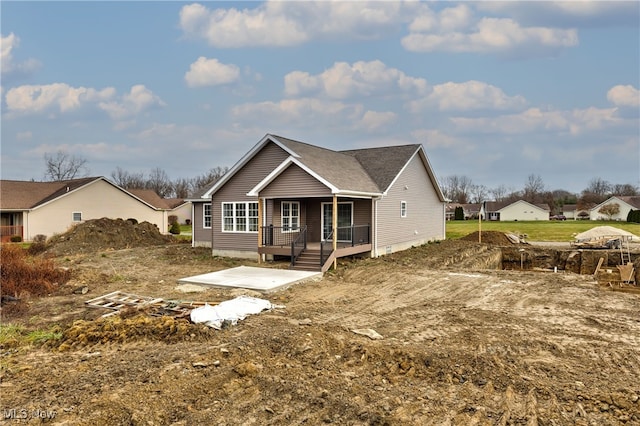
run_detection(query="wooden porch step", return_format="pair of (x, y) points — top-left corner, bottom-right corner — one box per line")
(291, 249), (322, 271)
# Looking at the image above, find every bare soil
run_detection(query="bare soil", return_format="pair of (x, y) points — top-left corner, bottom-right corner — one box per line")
(1, 232), (640, 425)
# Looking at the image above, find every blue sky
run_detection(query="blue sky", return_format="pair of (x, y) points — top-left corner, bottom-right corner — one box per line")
(2, 1), (639, 195)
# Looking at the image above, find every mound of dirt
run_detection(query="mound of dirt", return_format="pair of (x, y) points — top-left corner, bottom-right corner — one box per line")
(56, 314), (215, 351)
(46, 218), (175, 255)
(460, 230), (515, 245)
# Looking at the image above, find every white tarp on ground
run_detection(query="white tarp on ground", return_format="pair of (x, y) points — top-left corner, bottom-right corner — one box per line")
(190, 296), (277, 329)
(574, 226), (640, 242)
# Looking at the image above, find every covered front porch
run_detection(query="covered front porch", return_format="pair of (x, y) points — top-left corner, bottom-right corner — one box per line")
(257, 196), (373, 272)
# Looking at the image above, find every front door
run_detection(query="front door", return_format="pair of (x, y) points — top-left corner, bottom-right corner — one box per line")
(322, 202), (353, 242)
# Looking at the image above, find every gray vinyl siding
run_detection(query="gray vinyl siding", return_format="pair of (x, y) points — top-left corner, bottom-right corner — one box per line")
(376, 154), (445, 251)
(213, 142), (290, 251)
(192, 201), (212, 246)
(260, 165), (331, 198)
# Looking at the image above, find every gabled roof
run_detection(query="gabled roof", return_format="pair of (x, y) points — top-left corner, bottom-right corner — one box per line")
(0, 177), (164, 211)
(590, 195), (640, 212)
(484, 200), (550, 212)
(614, 196), (640, 209)
(1, 177), (100, 209)
(128, 189), (171, 210)
(202, 134), (445, 201)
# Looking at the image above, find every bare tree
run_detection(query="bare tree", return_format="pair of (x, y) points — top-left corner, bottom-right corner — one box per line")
(523, 174), (545, 204)
(611, 183), (638, 196)
(172, 178), (191, 199)
(469, 184), (488, 204)
(146, 167), (173, 198)
(110, 167), (146, 189)
(490, 185), (510, 202)
(43, 150), (89, 181)
(584, 178), (611, 197)
(190, 166), (229, 195)
(441, 175), (473, 203)
(579, 177), (612, 208)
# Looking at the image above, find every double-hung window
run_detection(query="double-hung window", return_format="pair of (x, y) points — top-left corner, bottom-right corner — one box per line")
(222, 201), (259, 232)
(281, 201), (300, 232)
(203, 204), (212, 228)
(400, 201), (407, 218)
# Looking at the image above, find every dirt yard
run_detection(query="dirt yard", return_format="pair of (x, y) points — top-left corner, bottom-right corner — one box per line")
(2, 234), (640, 425)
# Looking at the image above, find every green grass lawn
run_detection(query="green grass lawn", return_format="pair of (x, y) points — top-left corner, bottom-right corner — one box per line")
(446, 220), (640, 242)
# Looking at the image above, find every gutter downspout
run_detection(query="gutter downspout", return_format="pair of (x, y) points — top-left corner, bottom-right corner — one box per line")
(191, 202), (195, 247)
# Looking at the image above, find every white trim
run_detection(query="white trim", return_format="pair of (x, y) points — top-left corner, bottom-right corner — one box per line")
(400, 201), (407, 218)
(280, 201), (300, 233)
(247, 156), (338, 196)
(203, 203), (212, 229)
(221, 201), (259, 233)
(203, 134), (300, 199)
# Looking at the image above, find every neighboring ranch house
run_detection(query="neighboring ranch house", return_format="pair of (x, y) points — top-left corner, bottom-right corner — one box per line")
(560, 204), (577, 220)
(445, 203), (481, 220)
(165, 198), (192, 224)
(0, 177), (172, 242)
(590, 196), (640, 221)
(482, 200), (551, 221)
(190, 134), (446, 271)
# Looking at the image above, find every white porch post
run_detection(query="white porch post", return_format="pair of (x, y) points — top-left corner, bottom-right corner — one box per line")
(332, 194), (337, 269)
(257, 197), (263, 263)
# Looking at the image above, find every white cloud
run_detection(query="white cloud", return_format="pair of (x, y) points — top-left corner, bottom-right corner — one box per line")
(357, 110), (397, 131)
(284, 60), (428, 99)
(411, 128), (460, 149)
(231, 97), (394, 132)
(179, 2), (308, 47)
(450, 106), (622, 136)
(409, 80), (527, 112)
(98, 85), (166, 120)
(402, 7), (579, 55)
(1, 32), (40, 77)
(607, 85), (640, 107)
(185, 57), (240, 87)
(179, 1), (417, 48)
(5, 83), (115, 114)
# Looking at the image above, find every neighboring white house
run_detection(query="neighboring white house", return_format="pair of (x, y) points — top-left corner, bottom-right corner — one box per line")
(590, 196), (640, 221)
(0, 177), (172, 241)
(481, 200), (550, 221)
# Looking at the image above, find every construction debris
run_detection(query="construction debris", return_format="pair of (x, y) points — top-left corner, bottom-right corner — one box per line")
(85, 290), (220, 319)
(190, 296), (279, 329)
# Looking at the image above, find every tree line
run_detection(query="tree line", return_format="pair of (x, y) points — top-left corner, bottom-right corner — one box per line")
(440, 173), (638, 214)
(42, 150), (228, 199)
(41, 150), (638, 209)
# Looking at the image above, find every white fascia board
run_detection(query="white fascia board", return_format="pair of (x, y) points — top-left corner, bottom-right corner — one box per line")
(335, 190), (382, 198)
(247, 156), (338, 196)
(202, 134), (301, 199)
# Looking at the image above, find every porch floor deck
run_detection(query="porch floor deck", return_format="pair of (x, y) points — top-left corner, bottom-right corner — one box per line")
(177, 266), (322, 293)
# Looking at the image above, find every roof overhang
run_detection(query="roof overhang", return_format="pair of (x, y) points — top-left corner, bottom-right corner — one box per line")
(202, 134), (300, 199)
(247, 156), (383, 198)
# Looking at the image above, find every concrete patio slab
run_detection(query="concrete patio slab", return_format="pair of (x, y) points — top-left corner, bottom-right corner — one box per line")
(177, 266), (322, 293)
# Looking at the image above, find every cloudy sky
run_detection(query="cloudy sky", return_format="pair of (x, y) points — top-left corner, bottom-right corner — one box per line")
(2, 1), (639, 194)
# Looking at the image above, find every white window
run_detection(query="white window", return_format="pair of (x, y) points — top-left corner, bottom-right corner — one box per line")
(72, 212), (82, 222)
(281, 201), (300, 232)
(222, 202), (259, 232)
(203, 204), (212, 228)
(400, 201), (407, 218)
